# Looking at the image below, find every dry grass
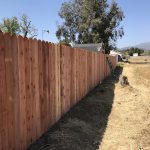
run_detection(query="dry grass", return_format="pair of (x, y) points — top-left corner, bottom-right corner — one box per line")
(134, 66), (150, 87)
(100, 57), (150, 150)
(129, 56), (150, 63)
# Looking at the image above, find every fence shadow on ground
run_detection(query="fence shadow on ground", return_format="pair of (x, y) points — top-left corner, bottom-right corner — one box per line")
(28, 66), (123, 150)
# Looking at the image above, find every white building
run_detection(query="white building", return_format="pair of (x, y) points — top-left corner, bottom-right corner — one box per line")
(133, 53), (138, 57)
(109, 50), (123, 62)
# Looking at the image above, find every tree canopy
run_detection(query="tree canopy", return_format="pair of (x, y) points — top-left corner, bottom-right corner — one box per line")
(59, 40), (71, 47)
(123, 47), (144, 56)
(20, 14), (38, 38)
(56, 0), (124, 53)
(0, 14), (38, 38)
(0, 17), (20, 35)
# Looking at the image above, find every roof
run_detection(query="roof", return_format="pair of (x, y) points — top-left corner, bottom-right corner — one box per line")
(73, 43), (103, 52)
(110, 50), (122, 56)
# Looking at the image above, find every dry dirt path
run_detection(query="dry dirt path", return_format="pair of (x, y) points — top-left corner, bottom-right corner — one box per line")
(99, 63), (150, 150)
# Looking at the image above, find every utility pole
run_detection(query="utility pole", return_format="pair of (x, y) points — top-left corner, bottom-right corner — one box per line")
(42, 30), (50, 40)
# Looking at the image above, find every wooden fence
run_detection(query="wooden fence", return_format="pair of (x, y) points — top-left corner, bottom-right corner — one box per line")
(0, 31), (116, 150)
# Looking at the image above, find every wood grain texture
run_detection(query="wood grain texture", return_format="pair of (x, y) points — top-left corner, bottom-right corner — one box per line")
(0, 32), (117, 150)
(0, 31), (8, 150)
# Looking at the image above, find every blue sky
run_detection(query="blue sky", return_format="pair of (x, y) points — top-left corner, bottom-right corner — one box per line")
(116, 0), (150, 48)
(0, 0), (150, 48)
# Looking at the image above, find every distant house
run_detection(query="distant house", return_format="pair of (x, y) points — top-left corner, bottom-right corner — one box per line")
(110, 50), (123, 62)
(133, 53), (138, 57)
(73, 43), (104, 52)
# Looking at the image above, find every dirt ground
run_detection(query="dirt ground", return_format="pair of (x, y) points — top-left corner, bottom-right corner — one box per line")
(100, 57), (150, 150)
(28, 57), (150, 150)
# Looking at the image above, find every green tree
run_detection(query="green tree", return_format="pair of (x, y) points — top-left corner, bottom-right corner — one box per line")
(144, 50), (150, 56)
(124, 47), (144, 56)
(59, 40), (71, 47)
(0, 14), (38, 38)
(56, 0), (124, 53)
(0, 16), (20, 35)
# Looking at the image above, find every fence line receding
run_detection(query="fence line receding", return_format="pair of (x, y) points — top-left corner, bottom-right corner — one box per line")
(0, 31), (116, 150)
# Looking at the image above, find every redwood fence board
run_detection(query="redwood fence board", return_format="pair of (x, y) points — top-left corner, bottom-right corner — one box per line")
(0, 32), (117, 150)
(0, 31), (8, 150)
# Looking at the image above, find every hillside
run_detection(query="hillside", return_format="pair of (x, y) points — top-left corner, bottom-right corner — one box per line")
(121, 41), (150, 50)
(136, 41), (150, 50)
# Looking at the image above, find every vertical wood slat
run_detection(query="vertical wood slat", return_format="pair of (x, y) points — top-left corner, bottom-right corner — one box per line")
(45, 42), (49, 130)
(60, 45), (65, 115)
(4, 33), (17, 150)
(18, 36), (27, 150)
(70, 47), (76, 107)
(0, 31), (8, 150)
(101, 53), (103, 81)
(12, 35), (20, 150)
(49, 43), (56, 125)
(0, 32), (117, 150)
(38, 40), (44, 134)
(28, 38), (35, 144)
(55, 44), (61, 122)
(24, 38), (32, 146)
(32, 39), (40, 138)
(41, 41), (48, 132)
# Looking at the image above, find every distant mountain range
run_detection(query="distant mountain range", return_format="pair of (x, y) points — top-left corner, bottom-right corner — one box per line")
(121, 41), (150, 51)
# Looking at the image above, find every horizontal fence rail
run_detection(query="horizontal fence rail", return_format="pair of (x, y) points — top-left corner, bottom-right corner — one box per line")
(0, 31), (116, 150)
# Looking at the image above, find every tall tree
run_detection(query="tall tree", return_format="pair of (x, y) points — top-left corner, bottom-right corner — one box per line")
(0, 16), (20, 35)
(20, 14), (38, 38)
(56, 0), (124, 53)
